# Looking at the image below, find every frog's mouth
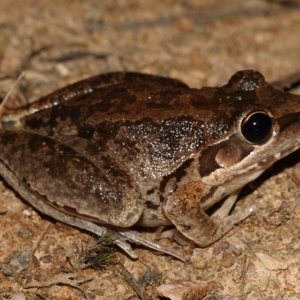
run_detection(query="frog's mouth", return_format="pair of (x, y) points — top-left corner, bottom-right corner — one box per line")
(200, 117), (300, 187)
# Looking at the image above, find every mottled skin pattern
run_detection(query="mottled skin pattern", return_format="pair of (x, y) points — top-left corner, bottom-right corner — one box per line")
(1, 70), (300, 246)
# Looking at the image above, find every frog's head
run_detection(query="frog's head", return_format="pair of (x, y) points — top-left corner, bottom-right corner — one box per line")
(199, 70), (300, 187)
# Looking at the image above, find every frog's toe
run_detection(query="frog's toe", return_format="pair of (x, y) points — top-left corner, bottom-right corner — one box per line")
(210, 204), (257, 241)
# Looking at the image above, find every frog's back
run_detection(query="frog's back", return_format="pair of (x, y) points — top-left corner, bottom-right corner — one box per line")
(17, 79), (227, 179)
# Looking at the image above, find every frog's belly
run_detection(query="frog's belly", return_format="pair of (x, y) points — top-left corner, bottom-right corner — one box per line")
(136, 181), (172, 227)
(137, 202), (172, 227)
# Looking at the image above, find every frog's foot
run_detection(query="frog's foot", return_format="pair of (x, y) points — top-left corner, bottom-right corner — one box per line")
(209, 201), (256, 244)
(42, 202), (189, 261)
(118, 229), (189, 262)
(164, 183), (256, 247)
(156, 228), (194, 246)
(26, 196), (189, 261)
(38, 206), (189, 261)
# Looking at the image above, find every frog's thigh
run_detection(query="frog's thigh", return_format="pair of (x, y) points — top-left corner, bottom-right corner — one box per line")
(0, 130), (143, 227)
(163, 182), (254, 246)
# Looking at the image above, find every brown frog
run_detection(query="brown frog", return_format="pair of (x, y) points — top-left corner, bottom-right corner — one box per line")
(1, 70), (300, 260)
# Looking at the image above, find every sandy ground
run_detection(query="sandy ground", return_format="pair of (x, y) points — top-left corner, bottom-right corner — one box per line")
(0, 1), (300, 299)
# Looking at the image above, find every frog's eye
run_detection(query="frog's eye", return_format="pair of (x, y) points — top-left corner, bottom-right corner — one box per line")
(241, 111), (273, 144)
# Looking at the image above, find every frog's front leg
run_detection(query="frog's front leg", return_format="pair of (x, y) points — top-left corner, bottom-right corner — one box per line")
(163, 182), (255, 246)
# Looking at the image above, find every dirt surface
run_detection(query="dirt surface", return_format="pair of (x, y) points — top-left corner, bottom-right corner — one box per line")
(0, 1), (300, 299)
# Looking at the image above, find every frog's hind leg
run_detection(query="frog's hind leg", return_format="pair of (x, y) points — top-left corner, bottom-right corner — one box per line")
(164, 182), (256, 247)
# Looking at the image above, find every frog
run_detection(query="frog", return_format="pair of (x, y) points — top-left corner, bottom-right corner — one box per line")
(1, 70), (300, 260)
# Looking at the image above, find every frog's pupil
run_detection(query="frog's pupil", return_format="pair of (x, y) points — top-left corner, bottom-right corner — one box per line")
(241, 112), (273, 144)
